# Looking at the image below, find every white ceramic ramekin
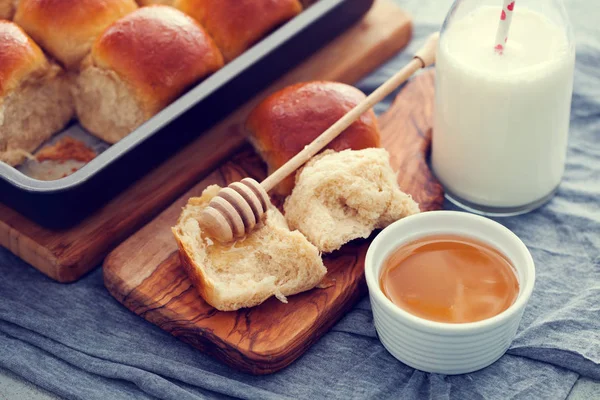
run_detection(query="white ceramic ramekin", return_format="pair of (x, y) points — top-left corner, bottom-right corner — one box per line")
(365, 211), (535, 375)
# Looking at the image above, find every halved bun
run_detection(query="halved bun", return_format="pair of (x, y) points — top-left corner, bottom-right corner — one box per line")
(284, 148), (420, 253)
(172, 185), (327, 311)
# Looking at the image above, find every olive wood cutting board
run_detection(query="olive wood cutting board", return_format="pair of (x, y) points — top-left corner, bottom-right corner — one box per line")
(103, 69), (442, 375)
(0, 0), (413, 282)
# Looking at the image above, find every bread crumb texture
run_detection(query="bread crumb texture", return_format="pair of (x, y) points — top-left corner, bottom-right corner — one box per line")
(284, 148), (420, 253)
(0, 64), (73, 166)
(172, 185), (326, 311)
(35, 136), (96, 163)
(73, 63), (145, 143)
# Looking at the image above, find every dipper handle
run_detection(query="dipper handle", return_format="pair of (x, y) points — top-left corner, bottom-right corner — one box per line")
(199, 33), (439, 243)
(261, 32), (439, 192)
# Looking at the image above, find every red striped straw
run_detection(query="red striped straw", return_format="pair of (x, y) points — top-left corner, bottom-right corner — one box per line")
(494, 0), (516, 55)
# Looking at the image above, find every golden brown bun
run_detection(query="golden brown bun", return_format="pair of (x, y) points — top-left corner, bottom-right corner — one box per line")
(0, 0), (17, 19)
(92, 6), (224, 114)
(0, 20), (46, 97)
(73, 6), (224, 143)
(14, 0), (138, 69)
(175, 0), (302, 61)
(0, 21), (73, 166)
(246, 81), (381, 196)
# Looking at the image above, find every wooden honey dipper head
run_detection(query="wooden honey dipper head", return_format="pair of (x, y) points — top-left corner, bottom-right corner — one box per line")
(198, 33), (440, 243)
(199, 178), (270, 243)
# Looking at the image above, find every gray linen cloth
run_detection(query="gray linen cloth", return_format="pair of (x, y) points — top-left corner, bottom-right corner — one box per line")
(1, 0), (599, 398)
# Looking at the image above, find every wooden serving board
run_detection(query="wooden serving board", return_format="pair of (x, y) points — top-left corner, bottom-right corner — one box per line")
(103, 69), (442, 375)
(0, 0), (412, 282)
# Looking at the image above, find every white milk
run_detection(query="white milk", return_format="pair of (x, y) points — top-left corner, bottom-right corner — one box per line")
(432, 6), (575, 210)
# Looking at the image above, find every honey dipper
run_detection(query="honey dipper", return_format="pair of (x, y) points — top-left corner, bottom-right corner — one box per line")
(198, 33), (440, 243)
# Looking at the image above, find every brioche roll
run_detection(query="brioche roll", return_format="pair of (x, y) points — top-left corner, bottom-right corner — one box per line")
(73, 6), (224, 143)
(175, 0), (302, 61)
(246, 81), (381, 196)
(14, 0), (138, 69)
(0, 21), (73, 166)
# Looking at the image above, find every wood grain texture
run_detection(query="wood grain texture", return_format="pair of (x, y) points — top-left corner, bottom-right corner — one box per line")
(0, 0), (413, 282)
(381, 69), (443, 211)
(103, 68), (442, 375)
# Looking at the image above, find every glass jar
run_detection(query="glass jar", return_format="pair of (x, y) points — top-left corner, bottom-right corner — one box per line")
(432, 0), (575, 216)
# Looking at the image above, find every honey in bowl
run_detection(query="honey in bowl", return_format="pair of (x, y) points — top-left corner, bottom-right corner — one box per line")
(380, 235), (519, 323)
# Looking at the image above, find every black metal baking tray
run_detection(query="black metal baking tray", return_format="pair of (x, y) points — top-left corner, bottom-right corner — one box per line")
(0, 0), (374, 228)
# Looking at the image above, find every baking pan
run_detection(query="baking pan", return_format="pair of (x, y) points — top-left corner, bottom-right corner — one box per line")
(0, 0), (375, 228)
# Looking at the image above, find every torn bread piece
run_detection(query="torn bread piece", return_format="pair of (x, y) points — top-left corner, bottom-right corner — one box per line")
(172, 185), (327, 311)
(284, 148), (420, 253)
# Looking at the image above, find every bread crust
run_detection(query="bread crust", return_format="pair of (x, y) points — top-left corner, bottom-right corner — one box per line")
(246, 81), (381, 195)
(14, 0), (138, 69)
(175, 0), (302, 61)
(0, 21), (47, 98)
(0, 0), (16, 20)
(91, 5), (224, 116)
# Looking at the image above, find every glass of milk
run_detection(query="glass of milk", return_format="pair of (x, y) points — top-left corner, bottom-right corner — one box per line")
(432, 0), (575, 215)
